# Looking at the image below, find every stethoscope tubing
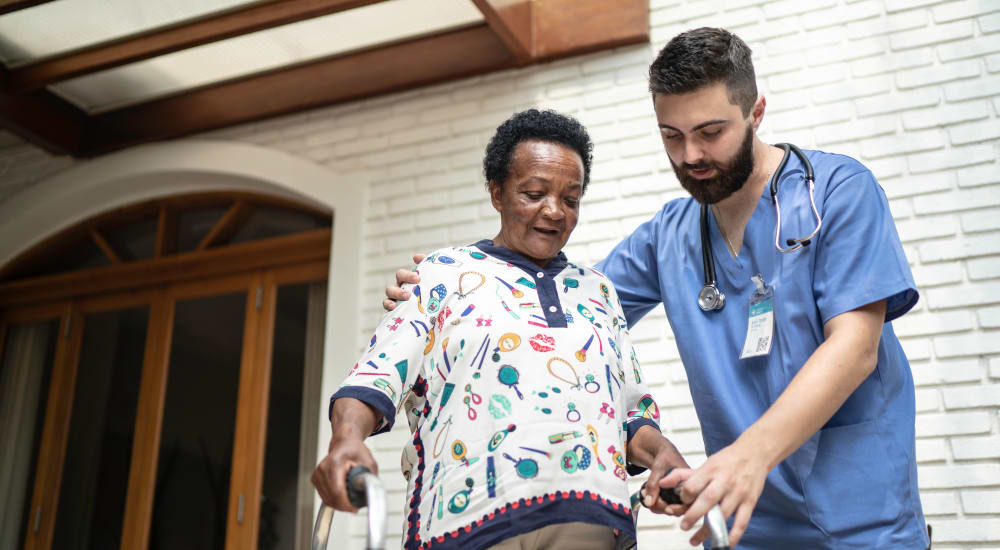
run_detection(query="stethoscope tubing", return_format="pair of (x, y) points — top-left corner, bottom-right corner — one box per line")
(698, 142), (819, 312)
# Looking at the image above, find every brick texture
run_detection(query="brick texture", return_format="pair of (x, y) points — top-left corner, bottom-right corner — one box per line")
(1, 1), (999, 548)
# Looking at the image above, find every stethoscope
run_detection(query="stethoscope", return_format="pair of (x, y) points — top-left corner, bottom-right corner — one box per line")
(698, 143), (823, 312)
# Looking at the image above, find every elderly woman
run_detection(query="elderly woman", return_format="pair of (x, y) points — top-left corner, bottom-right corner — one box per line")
(312, 110), (685, 550)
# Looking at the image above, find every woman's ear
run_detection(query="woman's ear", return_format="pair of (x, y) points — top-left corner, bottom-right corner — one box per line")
(489, 181), (503, 213)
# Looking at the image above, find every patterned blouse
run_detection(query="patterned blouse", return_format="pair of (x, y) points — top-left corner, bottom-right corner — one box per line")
(330, 240), (661, 550)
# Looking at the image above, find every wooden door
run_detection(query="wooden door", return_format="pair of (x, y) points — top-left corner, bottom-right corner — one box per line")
(3, 262), (327, 550)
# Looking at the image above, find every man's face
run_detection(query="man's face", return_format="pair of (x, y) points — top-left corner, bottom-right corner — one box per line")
(653, 82), (758, 204)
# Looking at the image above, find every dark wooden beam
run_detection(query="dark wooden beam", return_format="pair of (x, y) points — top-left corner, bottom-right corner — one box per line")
(532, 0), (649, 61)
(0, 0), (55, 15)
(2, 0), (386, 94)
(471, 0), (533, 64)
(81, 24), (514, 155)
(0, 73), (86, 155)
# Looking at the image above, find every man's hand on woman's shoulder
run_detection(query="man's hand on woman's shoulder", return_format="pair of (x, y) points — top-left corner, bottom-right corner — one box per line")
(383, 253), (425, 311)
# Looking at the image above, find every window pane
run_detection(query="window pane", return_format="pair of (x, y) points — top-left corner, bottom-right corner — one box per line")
(26, 236), (111, 279)
(102, 218), (158, 262)
(150, 292), (245, 549)
(175, 206), (228, 253)
(52, 307), (148, 550)
(0, 319), (59, 550)
(229, 206), (327, 245)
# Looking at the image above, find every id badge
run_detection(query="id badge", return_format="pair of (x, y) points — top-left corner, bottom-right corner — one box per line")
(740, 274), (774, 359)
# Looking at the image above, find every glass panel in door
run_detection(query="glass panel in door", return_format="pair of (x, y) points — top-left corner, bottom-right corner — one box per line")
(0, 319), (60, 550)
(149, 292), (246, 550)
(259, 282), (326, 550)
(51, 306), (149, 550)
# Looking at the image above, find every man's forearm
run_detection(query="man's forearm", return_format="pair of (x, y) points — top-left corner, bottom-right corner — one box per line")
(736, 301), (886, 470)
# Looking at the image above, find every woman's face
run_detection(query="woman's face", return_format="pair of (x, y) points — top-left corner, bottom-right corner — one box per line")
(490, 140), (583, 267)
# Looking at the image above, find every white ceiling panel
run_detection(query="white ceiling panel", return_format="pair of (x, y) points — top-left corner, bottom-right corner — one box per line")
(0, 0), (260, 66)
(47, 0), (484, 113)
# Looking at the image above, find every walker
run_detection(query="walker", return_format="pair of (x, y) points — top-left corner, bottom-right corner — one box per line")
(311, 465), (729, 550)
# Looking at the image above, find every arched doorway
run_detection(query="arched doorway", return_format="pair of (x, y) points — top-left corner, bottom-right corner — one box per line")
(1, 191), (329, 550)
(0, 141), (365, 550)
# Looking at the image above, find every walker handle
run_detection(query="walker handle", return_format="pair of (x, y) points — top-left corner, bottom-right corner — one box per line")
(345, 464), (370, 508)
(312, 465), (387, 550)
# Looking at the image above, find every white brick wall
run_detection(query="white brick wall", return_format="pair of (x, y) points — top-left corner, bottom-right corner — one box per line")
(1, 1), (999, 548)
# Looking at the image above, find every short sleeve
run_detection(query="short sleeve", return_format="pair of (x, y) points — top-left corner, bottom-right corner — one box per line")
(602, 277), (661, 475)
(329, 259), (444, 435)
(813, 169), (918, 324)
(597, 215), (663, 328)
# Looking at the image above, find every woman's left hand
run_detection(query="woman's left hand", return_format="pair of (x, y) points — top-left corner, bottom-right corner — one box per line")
(642, 456), (690, 517)
(628, 425), (689, 516)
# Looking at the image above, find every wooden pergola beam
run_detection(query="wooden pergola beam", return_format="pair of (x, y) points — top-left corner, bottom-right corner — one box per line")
(81, 24), (514, 155)
(0, 0), (55, 16)
(0, 81), (86, 155)
(471, 0), (533, 65)
(2, 0), (386, 94)
(532, 0), (649, 61)
(3, 0), (648, 156)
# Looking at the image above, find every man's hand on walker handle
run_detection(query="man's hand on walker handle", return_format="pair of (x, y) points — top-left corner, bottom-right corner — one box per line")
(383, 253), (426, 311)
(659, 438), (768, 548)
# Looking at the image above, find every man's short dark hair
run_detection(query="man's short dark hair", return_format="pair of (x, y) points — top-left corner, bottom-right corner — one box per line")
(484, 108), (593, 193)
(648, 27), (757, 116)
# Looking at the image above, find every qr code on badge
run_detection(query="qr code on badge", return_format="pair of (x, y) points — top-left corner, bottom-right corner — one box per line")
(755, 337), (769, 353)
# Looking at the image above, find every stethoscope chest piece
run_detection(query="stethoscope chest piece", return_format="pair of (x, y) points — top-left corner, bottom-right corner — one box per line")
(698, 283), (725, 312)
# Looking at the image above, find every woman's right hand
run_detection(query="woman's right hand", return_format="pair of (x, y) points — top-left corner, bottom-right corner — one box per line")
(311, 435), (379, 513)
(382, 253), (426, 311)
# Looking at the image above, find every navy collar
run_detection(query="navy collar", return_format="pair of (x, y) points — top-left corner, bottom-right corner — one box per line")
(471, 239), (570, 277)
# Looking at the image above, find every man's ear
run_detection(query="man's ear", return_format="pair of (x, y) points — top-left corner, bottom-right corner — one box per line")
(751, 94), (766, 131)
(488, 181), (503, 213)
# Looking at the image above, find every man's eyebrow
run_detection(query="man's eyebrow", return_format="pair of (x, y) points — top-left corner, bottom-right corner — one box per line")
(658, 119), (729, 132)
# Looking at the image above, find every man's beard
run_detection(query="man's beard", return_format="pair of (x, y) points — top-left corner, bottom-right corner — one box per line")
(671, 124), (755, 205)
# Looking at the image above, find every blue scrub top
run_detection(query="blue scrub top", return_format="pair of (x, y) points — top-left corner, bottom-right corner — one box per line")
(597, 149), (928, 549)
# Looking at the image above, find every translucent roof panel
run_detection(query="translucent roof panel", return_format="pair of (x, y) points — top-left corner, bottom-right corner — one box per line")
(0, 0), (259, 67)
(46, 0), (485, 113)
